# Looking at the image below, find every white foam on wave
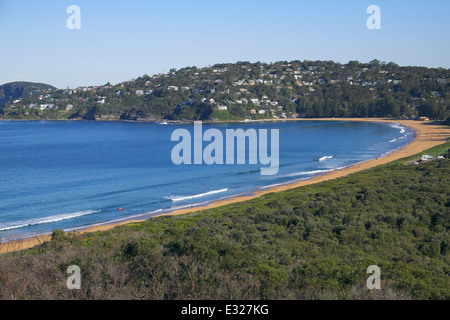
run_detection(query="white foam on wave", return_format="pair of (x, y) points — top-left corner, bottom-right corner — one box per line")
(285, 168), (334, 177)
(165, 188), (229, 202)
(390, 133), (412, 143)
(259, 182), (287, 190)
(283, 166), (348, 178)
(388, 123), (407, 134)
(0, 210), (100, 231)
(318, 155), (334, 161)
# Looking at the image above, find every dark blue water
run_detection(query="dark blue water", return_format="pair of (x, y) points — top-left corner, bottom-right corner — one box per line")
(0, 120), (414, 240)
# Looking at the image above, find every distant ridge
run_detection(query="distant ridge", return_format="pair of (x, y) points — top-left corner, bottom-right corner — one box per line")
(0, 81), (56, 108)
(0, 60), (448, 121)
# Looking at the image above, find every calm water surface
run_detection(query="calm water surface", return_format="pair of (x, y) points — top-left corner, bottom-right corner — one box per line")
(0, 120), (414, 239)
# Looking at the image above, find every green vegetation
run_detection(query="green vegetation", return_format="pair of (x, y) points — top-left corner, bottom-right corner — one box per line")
(1, 60), (448, 122)
(0, 81), (56, 109)
(0, 142), (449, 300)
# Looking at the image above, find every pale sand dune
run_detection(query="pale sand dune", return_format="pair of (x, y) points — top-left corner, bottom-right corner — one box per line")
(1, 119), (449, 254)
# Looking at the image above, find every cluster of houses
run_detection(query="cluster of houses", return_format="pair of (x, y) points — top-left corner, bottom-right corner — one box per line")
(137, 63), (411, 106)
(410, 154), (445, 165)
(192, 94), (292, 118)
(37, 104), (57, 110)
(62, 84), (113, 95)
(13, 102), (58, 110)
(228, 64), (406, 92)
(4, 61), (446, 120)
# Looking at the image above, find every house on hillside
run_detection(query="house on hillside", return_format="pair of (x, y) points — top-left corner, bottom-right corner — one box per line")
(201, 98), (215, 104)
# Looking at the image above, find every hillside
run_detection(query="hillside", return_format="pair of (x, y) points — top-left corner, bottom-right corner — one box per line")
(1, 142), (448, 300)
(1, 60), (448, 121)
(0, 81), (56, 109)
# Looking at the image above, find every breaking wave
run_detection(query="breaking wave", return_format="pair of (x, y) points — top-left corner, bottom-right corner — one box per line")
(389, 123), (406, 134)
(317, 155), (334, 161)
(0, 210), (100, 231)
(164, 188), (229, 202)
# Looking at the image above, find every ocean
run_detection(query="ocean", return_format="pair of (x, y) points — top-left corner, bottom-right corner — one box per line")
(0, 120), (414, 240)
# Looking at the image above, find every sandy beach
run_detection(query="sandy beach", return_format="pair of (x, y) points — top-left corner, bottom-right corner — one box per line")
(1, 118), (449, 254)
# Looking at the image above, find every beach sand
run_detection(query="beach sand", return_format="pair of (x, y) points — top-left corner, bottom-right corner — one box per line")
(1, 118), (449, 254)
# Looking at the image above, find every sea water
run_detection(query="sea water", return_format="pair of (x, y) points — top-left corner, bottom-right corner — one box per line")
(0, 120), (414, 240)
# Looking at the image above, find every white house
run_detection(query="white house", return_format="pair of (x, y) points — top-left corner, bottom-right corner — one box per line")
(201, 98), (215, 104)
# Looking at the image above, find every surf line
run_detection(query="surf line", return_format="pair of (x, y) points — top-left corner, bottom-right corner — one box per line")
(166, 188), (229, 202)
(170, 121), (279, 175)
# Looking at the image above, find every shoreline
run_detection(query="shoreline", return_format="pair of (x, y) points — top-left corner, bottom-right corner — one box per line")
(1, 118), (449, 254)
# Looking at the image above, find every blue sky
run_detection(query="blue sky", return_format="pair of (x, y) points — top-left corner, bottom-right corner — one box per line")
(0, 0), (449, 88)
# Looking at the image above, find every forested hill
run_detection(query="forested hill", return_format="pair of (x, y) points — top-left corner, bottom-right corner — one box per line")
(1, 60), (448, 122)
(0, 82), (56, 109)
